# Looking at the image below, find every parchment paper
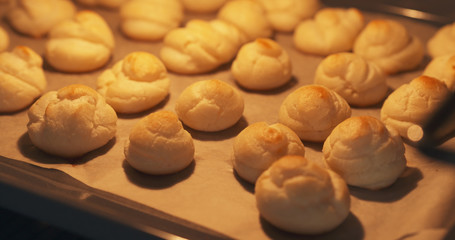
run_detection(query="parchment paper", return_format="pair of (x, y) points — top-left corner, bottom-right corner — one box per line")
(1, 3), (455, 240)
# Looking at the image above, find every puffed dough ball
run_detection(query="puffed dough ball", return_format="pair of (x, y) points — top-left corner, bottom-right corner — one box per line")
(293, 8), (364, 56)
(380, 76), (450, 140)
(120, 0), (183, 41)
(27, 84), (117, 158)
(160, 19), (245, 74)
(279, 85), (351, 142)
(175, 79), (244, 132)
(96, 51), (170, 114)
(231, 38), (292, 90)
(256, 0), (320, 32)
(181, 0), (228, 13)
(427, 22), (455, 58)
(217, 0), (273, 42)
(314, 52), (388, 107)
(0, 46), (47, 113)
(323, 116), (406, 190)
(0, 26), (10, 52)
(76, 0), (128, 8)
(45, 11), (115, 73)
(233, 122), (305, 184)
(353, 19), (424, 74)
(6, 0), (76, 38)
(124, 111), (195, 175)
(255, 155), (350, 235)
(423, 54), (455, 91)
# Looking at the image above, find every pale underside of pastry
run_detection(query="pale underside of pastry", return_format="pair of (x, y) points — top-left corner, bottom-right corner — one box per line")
(124, 110), (194, 175)
(76, 0), (128, 8)
(279, 84), (352, 142)
(293, 8), (364, 56)
(7, 0), (76, 38)
(175, 79), (244, 132)
(255, 155), (350, 235)
(97, 51), (170, 114)
(45, 10), (115, 73)
(380, 75), (450, 140)
(314, 52), (388, 107)
(120, 0), (183, 41)
(27, 84), (117, 158)
(427, 22), (455, 58)
(423, 54), (455, 91)
(353, 19), (424, 74)
(231, 38), (292, 91)
(323, 116), (406, 190)
(180, 0), (229, 13)
(0, 26), (10, 52)
(233, 122), (305, 183)
(0, 46), (46, 113)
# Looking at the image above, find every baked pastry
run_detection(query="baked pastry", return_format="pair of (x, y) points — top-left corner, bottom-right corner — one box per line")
(380, 75), (450, 140)
(255, 155), (350, 235)
(293, 8), (364, 56)
(423, 54), (455, 91)
(323, 116), (406, 190)
(180, 0), (228, 13)
(231, 38), (292, 91)
(27, 84), (117, 158)
(45, 10), (115, 73)
(256, 0), (320, 32)
(233, 122), (305, 184)
(0, 46), (47, 113)
(314, 52), (388, 106)
(353, 19), (424, 74)
(76, 0), (128, 8)
(120, 0), (183, 41)
(124, 110), (195, 175)
(217, 0), (273, 42)
(0, 26), (10, 52)
(175, 79), (244, 132)
(279, 85), (351, 142)
(160, 19), (245, 74)
(427, 22), (455, 58)
(6, 0), (76, 38)
(96, 51), (170, 114)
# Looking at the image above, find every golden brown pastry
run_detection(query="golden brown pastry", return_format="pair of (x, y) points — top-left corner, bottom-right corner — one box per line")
(233, 122), (305, 183)
(180, 0), (229, 13)
(175, 79), (244, 132)
(423, 54), (455, 91)
(314, 52), (388, 106)
(76, 0), (128, 8)
(27, 84), (117, 158)
(124, 110), (194, 175)
(0, 26), (10, 52)
(427, 22), (455, 58)
(323, 116), (406, 190)
(255, 155), (350, 234)
(278, 85), (351, 142)
(96, 51), (170, 114)
(0, 46), (47, 113)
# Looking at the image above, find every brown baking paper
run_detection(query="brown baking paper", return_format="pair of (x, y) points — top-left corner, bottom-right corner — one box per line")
(1, 4), (455, 240)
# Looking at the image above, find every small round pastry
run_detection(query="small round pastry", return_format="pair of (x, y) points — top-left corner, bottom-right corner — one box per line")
(175, 79), (244, 132)
(423, 54), (455, 91)
(380, 75), (450, 140)
(27, 84), (117, 158)
(314, 52), (388, 107)
(6, 0), (76, 38)
(217, 0), (273, 42)
(120, 0), (183, 41)
(124, 110), (195, 175)
(293, 8), (364, 56)
(0, 26), (10, 52)
(160, 19), (245, 74)
(256, 0), (320, 32)
(231, 38), (292, 91)
(96, 51), (170, 114)
(233, 122), (305, 184)
(76, 0), (128, 8)
(0, 46), (47, 113)
(353, 19), (424, 74)
(255, 155), (350, 235)
(427, 22), (455, 58)
(45, 11), (115, 73)
(180, 0), (228, 13)
(278, 85), (351, 142)
(323, 116), (406, 190)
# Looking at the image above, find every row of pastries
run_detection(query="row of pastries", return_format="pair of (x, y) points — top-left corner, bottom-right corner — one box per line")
(1, 0), (455, 236)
